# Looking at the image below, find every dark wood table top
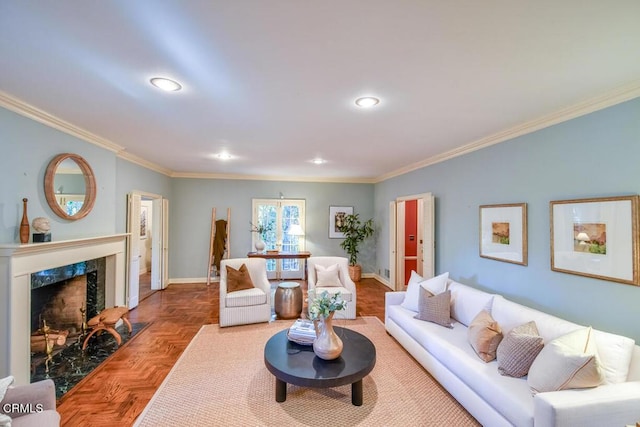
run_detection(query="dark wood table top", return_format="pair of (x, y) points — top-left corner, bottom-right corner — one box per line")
(263, 327), (376, 389)
(247, 251), (311, 259)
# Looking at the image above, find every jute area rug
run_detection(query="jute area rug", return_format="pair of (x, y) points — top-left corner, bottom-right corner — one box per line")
(134, 317), (479, 426)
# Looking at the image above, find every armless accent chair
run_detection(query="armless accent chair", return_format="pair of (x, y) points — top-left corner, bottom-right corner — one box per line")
(219, 258), (272, 327)
(307, 256), (356, 319)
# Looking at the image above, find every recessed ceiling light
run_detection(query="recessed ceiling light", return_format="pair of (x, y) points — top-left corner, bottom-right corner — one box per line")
(150, 77), (182, 92)
(355, 96), (380, 108)
(312, 158), (326, 165)
(216, 152), (232, 160)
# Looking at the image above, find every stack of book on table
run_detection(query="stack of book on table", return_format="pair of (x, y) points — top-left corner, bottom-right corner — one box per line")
(287, 319), (316, 345)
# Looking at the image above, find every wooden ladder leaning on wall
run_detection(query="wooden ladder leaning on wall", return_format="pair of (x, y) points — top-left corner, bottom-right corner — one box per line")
(207, 207), (231, 285)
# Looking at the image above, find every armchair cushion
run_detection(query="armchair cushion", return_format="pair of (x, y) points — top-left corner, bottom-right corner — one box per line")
(226, 264), (255, 293)
(225, 287), (267, 307)
(315, 264), (342, 287)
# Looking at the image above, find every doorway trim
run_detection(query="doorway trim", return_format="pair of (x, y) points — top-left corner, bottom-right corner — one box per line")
(126, 190), (168, 309)
(389, 192), (434, 291)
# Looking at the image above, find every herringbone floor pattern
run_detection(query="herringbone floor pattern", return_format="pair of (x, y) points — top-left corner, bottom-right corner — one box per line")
(56, 278), (388, 426)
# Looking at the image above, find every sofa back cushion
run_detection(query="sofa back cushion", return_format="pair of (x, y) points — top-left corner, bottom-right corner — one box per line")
(448, 281), (494, 327)
(492, 296), (636, 384)
(491, 296), (580, 343)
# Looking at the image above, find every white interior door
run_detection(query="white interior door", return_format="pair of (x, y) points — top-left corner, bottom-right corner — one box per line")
(420, 193), (435, 279)
(161, 198), (169, 288)
(389, 201), (397, 290)
(151, 197), (168, 290)
(127, 193), (141, 308)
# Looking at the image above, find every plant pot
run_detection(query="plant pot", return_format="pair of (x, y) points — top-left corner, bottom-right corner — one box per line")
(348, 264), (362, 282)
(254, 239), (266, 252)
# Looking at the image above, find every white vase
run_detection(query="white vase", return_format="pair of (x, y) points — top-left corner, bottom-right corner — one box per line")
(255, 239), (266, 252)
(312, 311), (343, 360)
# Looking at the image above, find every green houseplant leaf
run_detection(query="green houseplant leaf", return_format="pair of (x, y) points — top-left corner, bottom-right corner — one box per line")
(337, 213), (374, 266)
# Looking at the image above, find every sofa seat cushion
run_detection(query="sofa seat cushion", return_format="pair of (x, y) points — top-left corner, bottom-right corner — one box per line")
(315, 286), (352, 302)
(225, 287), (267, 307)
(387, 304), (534, 427)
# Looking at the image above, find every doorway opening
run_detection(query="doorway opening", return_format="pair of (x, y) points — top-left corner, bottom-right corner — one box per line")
(126, 191), (169, 309)
(389, 193), (434, 291)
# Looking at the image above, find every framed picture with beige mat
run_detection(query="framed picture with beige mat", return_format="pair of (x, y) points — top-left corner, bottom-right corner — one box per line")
(550, 195), (639, 285)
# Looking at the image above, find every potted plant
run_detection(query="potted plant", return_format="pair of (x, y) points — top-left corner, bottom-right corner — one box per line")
(338, 213), (374, 282)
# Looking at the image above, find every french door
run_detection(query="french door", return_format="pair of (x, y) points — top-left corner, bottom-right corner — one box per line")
(252, 199), (305, 280)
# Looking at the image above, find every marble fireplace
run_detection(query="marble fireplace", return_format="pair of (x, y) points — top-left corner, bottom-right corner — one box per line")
(0, 234), (127, 385)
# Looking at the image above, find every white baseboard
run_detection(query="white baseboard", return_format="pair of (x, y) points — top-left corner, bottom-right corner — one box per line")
(168, 277), (209, 284)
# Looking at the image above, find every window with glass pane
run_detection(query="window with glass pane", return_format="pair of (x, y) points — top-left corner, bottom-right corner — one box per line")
(252, 199), (305, 280)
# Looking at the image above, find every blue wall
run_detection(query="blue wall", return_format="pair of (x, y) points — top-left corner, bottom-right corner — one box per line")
(169, 178), (374, 279)
(375, 98), (640, 341)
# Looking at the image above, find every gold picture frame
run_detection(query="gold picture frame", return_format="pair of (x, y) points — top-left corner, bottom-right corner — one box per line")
(550, 195), (639, 285)
(479, 203), (528, 265)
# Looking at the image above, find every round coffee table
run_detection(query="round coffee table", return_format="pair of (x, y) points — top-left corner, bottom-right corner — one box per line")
(264, 326), (376, 406)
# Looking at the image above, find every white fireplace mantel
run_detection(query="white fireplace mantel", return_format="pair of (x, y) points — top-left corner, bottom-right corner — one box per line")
(0, 234), (128, 384)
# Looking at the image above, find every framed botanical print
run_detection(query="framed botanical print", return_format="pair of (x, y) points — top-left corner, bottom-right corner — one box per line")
(479, 203), (528, 265)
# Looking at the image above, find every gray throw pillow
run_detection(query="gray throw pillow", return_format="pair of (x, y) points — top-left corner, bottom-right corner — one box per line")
(496, 321), (544, 377)
(414, 287), (453, 328)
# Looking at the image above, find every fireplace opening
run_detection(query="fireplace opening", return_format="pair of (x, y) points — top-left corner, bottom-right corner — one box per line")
(30, 258), (105, 363)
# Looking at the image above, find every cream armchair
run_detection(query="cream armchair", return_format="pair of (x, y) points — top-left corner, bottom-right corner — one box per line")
(0, 379), (60, 427)
(307, 256), (356, 319)
(219, 258), (272, 327)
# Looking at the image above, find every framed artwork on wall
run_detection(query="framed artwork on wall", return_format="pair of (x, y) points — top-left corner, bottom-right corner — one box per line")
(140, 206), (148, 239)
(329, 206), (353, 238)
(479, 203), (528, 265)
(550, 195), (639, 285)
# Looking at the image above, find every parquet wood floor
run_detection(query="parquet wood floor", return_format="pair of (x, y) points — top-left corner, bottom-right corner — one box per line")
(56, 277), (390, 426)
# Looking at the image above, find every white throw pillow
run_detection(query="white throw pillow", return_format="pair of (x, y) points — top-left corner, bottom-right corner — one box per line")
(400, 271), (449, 313)
(315, 264), (342, 287)
(528, 327), (605, 394)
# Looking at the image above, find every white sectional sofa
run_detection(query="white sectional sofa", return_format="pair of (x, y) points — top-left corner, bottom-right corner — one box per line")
(385, 277), (640, 427)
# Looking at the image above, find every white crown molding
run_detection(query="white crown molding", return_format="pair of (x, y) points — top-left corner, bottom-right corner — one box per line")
(171, 171), (375, 184)
(375, 80), (640, 183)
(117, 151), (173, 176)
(0, 90), (124, 153)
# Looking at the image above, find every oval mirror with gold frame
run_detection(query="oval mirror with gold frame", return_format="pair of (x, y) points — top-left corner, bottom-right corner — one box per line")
(44, 153), (97, 221)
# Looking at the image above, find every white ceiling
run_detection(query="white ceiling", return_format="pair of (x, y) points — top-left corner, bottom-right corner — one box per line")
(1, 1), (639, 182)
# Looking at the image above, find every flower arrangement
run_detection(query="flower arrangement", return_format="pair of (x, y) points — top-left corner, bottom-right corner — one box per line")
(308, 290), (347, 320)
(250, 221), (273, 239)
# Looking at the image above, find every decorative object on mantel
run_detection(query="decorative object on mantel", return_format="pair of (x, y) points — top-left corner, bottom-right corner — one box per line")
(309, 290), (347, 360)
(337, 213), (374, 282)
(32, 216), (52, 243)
(20, 197), (30, 244)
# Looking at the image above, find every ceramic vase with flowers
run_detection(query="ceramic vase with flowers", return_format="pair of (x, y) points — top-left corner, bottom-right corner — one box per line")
(308, 290), (347, 360)
(250, 221), (271, 253)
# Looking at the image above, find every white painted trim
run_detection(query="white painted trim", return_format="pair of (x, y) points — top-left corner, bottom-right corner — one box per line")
(371, 273), (394, 290)
(374, 80), (640, 183)
(118, 151), (173, 176)
(0, 90), (123, 153)
(168, 277), (208, 284)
